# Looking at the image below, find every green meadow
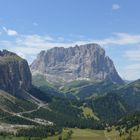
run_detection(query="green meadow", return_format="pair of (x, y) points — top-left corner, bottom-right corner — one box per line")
(1, 127), (140, 140)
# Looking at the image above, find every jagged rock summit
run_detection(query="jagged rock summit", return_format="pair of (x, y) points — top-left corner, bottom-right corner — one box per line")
(0, 50), (32, 96)
(31, 43), (123, 84)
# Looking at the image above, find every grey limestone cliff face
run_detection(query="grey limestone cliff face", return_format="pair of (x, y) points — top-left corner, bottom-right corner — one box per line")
(0, 50), (32, 96)
(31, 43), (123, 84)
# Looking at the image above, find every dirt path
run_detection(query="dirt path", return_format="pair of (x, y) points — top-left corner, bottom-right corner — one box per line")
(16, 103), (48, 115)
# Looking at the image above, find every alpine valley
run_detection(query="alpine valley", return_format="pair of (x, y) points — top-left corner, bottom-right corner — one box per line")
(0, 44), (140, 140)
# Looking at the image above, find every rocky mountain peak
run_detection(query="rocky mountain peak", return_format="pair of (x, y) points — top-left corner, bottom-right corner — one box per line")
(31, 43), (123, 84)
(0, 50), (32, 96)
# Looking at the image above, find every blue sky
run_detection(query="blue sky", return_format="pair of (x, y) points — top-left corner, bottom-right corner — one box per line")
(0, 0), (140, 80)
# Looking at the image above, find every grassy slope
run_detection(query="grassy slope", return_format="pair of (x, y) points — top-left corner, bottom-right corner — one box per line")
(71, 128), (105, 140)
(32, 74), (54, 88)
(1, 126), (140, 140)
(47, 127), (140, 140)
(0, 90), (38, 125)
(60, 80), (120, 100)
(81, 106), (99, 120)
(104, 126), (140, 140)
(0, 90), (37, 113)
(116, 79), (140, 110)
(0, 129), (70, 140)
(60, 80), (92, 92)
(32, 74), (65, 98)
(33, 75), (120, 100)
(90, 93), (129, 123)
(30, 76), (132, 124)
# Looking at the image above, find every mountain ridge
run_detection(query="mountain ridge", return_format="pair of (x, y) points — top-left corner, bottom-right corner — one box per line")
(0, 50), (32, 97)
(31, 43), (123, 85)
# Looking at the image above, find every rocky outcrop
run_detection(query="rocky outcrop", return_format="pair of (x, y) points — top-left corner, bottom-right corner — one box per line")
(0, 50), (32, 96)
(31, 43), (123, 84)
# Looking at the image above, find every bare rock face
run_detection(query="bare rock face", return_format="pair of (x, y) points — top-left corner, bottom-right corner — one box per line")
(0, 50), (32, 96)
(31, 43), (123, 84)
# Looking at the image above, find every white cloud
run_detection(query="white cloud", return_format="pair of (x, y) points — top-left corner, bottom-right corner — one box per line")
(16, 34), (54, 48)
(3, 27), (18, 36)
(57, 37), (65, 42)
(1, 32), (140, 61)
(2, 26), (140, 81)
(112, 4), (120, 10)
(121, 64), (140, 80)
(94, 33), (140, 46)
(1, 30), (140, 80)
(125, 64), (140, 70)
(124, 49), (140, 61)
(0, 28), (140, 80)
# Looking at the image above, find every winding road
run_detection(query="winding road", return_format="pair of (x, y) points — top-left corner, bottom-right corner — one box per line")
(0, 103), (52, 126)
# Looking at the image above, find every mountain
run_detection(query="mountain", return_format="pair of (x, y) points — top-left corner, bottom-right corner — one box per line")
(0, 89), (37, 113)
(0, 50), (140, 139)
(32, 74), (66, 98)
(0, 50), (32, 97)
(88, 93), (130, 123)
(116, 79), (140, 111)
(31, 43), (123, 85)
(60, 80), (120, 100)
(0, 50), (104, 132)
